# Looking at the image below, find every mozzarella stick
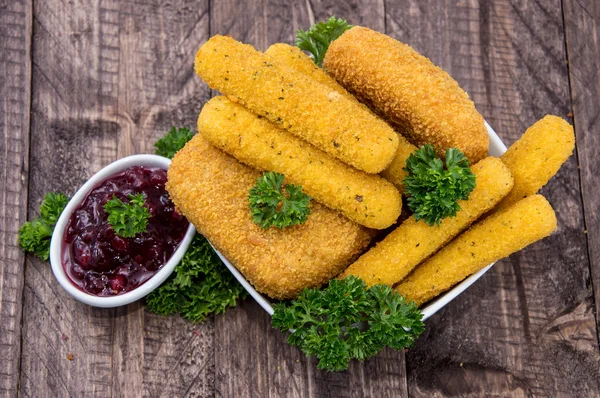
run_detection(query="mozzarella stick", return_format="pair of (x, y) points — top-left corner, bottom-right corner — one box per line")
(496, 115), (575, 210)
(379, 136), (417, 192)
(341, 157), (513, 286)
(264, 42), (418, 192)
(264, 43), (355, 100)
(396, 194), (557, 306)
(195, 35), (399, 174)
(199, 96), (402, 229)
(166, 134), (373, 299)
(324, 26), (489, 163)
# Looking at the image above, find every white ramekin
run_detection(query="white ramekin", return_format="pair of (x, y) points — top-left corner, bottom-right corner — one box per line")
(49, 154), (196, 308)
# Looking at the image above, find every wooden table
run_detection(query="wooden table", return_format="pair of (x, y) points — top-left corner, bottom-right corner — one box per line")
(1, 0), (599, 396)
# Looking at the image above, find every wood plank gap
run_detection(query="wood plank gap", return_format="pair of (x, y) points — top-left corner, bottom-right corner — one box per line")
(560, 0), (600, 349)
(16, 0), (35, 395)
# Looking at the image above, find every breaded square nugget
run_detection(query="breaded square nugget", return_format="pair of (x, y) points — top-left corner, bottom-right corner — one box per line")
(324, 26), (489, 163)
(166, 134), (373, 299)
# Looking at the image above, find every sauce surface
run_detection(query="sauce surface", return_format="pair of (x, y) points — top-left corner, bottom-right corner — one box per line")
(63, 166), (189, 296)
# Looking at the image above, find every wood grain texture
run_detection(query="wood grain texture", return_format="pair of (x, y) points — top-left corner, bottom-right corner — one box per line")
(384, 1), (599, 396)
(564, 0), (600, 342)
(20, 0), (211, 396)
(0, 0), (31, 396)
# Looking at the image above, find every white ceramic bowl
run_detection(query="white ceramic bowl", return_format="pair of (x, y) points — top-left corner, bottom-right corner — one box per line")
(212, 121), (507, 320)
(49, 154), (196, 308)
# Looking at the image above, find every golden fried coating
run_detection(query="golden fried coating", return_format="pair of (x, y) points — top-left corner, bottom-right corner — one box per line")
(379, 136), (417, 192)
(199, 96), (401, 229)
(496, 115), (575, 210)
(396, 194), (556, 306)
(194, 35), (399, 174)
(341, 157), (513, 286)
(323, 26), (489, 163)
(263, 42), (417, 191)
(264, 43), (355, 100)
(166, 134), (373, 299)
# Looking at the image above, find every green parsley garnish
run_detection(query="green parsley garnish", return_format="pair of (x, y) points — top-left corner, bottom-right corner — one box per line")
(295, 16), (352, 67)
(146, 234), (247, 322)
(403, 144), (476, 226)
(248, 172), (311, 229)
(272, 276), (424, 372)
(104, 193), (151, 238)
(154, 127), (195, 158)
(18, 192), (69, 261)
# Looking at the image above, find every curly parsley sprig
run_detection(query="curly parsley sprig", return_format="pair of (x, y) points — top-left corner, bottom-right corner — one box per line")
(146, 234), (247, 322)
(249, 172), (311, 229)
(154, 127), (195, 158)
(403, 145), (476, 226)
(18, 192), (69, 261)
(272, 276), (424, 371)
(104, 193), (151, 238)
(295, 16), (352, 66)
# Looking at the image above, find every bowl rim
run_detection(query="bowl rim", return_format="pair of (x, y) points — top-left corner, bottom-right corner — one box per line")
(212, 120), (507, 320)
(49, 154), (196, 308)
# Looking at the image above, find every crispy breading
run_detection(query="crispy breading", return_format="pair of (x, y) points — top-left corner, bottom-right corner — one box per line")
(264, 43), (356, 100)
(166, 134), (373, 299)
(379, 136), (416, 193)
(194, 35), (399, 174)
(199, 96), (401, 229)
(323, 26), (489, 163)
(342, 157), (513, 286)
(496, 115), (575, 210)
(395, 194), (556, 306)
(264, 42), (417, 192)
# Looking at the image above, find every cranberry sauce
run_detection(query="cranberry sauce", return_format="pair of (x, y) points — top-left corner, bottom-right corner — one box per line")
(63, 166), (189, 296)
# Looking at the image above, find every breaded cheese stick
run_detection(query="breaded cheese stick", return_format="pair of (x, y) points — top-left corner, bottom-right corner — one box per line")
(396, 194), (557, 306)
(379, 136), (417, 192)
(324, 26), (489, 163)
(264, 43), (418, 191)
(199, 96), (401, 229)
(195, 35), (399, 174)
(341, 157), (513, 286)
(496, 115), (575, 210)
(264, 43), (355, 100)
(167, 134), (373, 300)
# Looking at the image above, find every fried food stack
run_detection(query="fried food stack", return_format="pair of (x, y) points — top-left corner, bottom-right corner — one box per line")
(167, 26), (574, 303)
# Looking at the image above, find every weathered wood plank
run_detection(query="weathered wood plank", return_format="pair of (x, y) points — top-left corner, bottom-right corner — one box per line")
(210, 2), (411, 397)
(0, 0), (32, 396)
(384, 1), (599, 396)
(564, 0), (600, 343)
(20, 0), (211, 396)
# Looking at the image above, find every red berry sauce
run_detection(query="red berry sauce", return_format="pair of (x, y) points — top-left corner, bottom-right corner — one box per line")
(62, 166), (189, 296)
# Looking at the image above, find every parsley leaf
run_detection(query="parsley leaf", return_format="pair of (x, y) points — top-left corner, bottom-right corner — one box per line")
(272, 276), (424, 371)
(18, 192), (69, 261)
(104, 193), (151, 238)
(146, 234), (247, 322)
(295, 16), (352, 67)
(154, 127), (195, 158)
(403, 145), (476, 226)
(248, 172), (311, 229)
